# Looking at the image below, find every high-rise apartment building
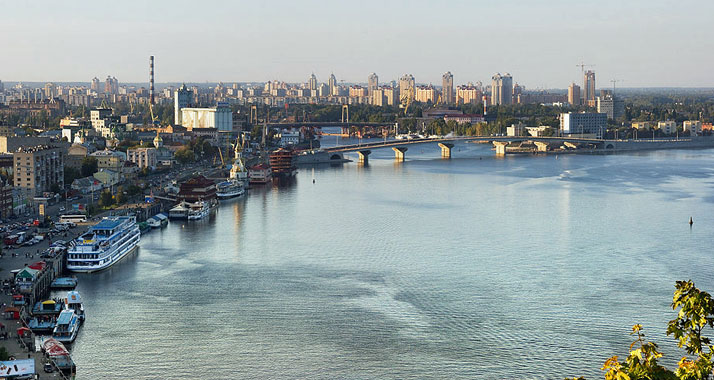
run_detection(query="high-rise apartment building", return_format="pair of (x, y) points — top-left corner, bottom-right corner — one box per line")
(13, 145), (64, 200)
(367, 73), (379, 96)
(308, 74), (318, 91)
(568, 83), (581, 106)
(328, 74), (337, 96)
(399, 74), (415, 104)
(104, 76), (118, 94)
(174, 84), (193, 126)
(584, 70), (596, 105)
(456, 86), (482, 105)
(90, 77), (100, 92)
(415, 86), (437, 103)
(383, 87), (398, 106)
(490, 73), (513, 105)
(442, 72), (454, 104)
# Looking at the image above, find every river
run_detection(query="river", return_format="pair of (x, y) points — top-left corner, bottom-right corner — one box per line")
(70, 138), (714, 379)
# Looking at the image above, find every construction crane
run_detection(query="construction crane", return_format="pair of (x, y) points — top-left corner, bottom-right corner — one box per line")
(149, 102), (159, 126)
(399, 85), (413, 116)
(610, 79), (623, 96)
(576, 62), (595, 75)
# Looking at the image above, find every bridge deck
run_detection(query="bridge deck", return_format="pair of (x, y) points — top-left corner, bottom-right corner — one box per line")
(323, 136), (605, 153)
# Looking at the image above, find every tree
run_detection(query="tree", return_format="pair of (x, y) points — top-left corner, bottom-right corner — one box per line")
(64, 167), (81, 185)
(568, 280), (714, 380)
(115, 186), (126, 204)
(174, 148), (195, 164)
(80, 157), (98, 177)
(99, 190), (113, 207)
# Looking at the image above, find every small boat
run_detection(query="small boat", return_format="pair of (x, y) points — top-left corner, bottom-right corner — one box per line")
(28, 317), (56, 334)
(32, 299), (63, 316)
(64, 291), (85, 321)
(147, 213), (168, 228)
(50, 277), (78, 290)
(52, 310), (81, 344)
(41, 338), (76, 373)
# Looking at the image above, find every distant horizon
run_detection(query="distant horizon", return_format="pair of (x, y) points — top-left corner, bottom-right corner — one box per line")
(3, 1), (714, 88)
(3, 80), (714, 93)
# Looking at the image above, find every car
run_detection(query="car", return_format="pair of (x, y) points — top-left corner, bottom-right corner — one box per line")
(59, 206), (65, 212)
(44, 362), (54, 373)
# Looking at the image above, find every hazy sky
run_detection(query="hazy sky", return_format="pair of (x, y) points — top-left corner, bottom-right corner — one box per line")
(2, 0), (713, 88)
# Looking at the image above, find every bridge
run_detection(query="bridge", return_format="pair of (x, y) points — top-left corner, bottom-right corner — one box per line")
(266, 122), (395, 128)
(322, 136), (611, 164)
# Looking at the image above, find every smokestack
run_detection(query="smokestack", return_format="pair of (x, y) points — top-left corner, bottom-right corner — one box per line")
(149, 55), (155, 105)
(482, 95), (487, 116)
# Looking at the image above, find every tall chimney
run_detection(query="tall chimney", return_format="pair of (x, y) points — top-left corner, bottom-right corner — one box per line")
(149, 55), (155, 105)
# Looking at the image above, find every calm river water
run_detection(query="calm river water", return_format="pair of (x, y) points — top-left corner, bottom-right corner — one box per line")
(71, 139), (714, 379)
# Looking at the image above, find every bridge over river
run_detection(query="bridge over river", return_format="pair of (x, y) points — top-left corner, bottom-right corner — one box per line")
(322, 136), (612, 163)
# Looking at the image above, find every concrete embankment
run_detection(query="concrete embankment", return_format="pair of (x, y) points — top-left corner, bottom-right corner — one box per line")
(606, 137), (714, 151)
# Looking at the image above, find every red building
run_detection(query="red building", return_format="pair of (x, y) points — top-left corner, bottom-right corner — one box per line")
(177, 176), (216, 202)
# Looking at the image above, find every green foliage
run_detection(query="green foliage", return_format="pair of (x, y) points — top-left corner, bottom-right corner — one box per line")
(80, 156), (98, 177)
(115, 186), (126, 204)
(126, 184), (142, 196)
(99, 190), (113, 207)
(174, 147), (195, 164)
(64, 167), (81, 185)
(574, 280), (714, 380)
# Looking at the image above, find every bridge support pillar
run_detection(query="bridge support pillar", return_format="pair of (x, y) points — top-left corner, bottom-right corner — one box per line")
(357, 150), (371, 165)
(438, 143), (454, 158)
(564, 141), (579, 149)
(392, 147), (408, 161)
(493, 141), (509, 156)
(534, 141), (549, 152)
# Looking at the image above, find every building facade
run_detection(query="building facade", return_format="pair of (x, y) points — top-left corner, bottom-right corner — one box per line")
(568, 83), (581, 105)
(174, 84), (193, 126)
(442, 72), (454, 104)
(584, 70), (596, 106)
(491, 73), (513, 105)
(560, 112), (607, 137)
(180, 105), (233, 131)
(399, 74), (415, 103)
(13, 145), (64, 200)
(367, 73), (378, 96)
(127, 147), (158, 169)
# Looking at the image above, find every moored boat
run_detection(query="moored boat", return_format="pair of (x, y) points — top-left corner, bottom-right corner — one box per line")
(147, 213), (168, 228)
(269, 148), (298, 178)
(66, 216), (141, 273)
(64, 290), (85, 321)
(187, 200), (214, 220)
(52, 309), (81, 344)
(50, 277), (78, 290)
(216, 180), (245, 200)
(32, 299), (63, 316)
(41, 337), (76, 373)
(28, 317), (56, 334)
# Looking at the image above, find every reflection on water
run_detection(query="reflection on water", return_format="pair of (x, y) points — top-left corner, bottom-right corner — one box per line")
(71, 144), (714, 379)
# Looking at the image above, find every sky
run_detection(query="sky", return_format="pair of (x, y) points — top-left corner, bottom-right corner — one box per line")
(2, 0), (713, 88)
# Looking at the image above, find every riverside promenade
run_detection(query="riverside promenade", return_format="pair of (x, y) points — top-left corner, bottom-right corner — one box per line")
(0, 223), (83, 379)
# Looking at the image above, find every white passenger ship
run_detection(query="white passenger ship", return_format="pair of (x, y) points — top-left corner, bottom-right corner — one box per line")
(66, 216), (141, 273)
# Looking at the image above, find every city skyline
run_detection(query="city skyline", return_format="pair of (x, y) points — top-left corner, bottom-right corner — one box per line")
(3, 1), (714, 87)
